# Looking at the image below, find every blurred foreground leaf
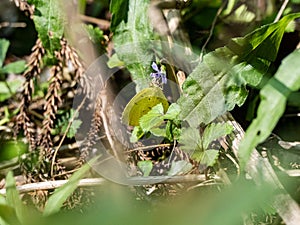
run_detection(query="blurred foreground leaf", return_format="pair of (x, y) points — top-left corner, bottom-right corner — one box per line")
(239, 49), (300, 170)
(43, 157), (98, 216)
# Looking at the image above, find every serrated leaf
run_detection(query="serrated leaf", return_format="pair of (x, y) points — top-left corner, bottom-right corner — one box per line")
(168, 160), (193, 176)
(179, 127), (202, 153)
(202, 122), (233, 150)
(238, 49), (300, 170)
(32, 0), (64, 57)
(1, 61), (26, 74)
(113, 0), (156, 90)
(43, 156), (99, 216)
(137, 160), (153, 176)
(201, 150), (219, 167)
(179, 13), (300, 127)
(0, 39), (9, 67)
(139, 103), (165, 132)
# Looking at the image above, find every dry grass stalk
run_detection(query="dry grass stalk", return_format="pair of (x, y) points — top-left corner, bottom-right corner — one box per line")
(77, 92), (103, 166)
(16, 39), (45, 150)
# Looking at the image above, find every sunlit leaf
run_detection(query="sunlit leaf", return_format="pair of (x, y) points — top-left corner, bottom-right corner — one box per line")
(31, 0), (64, 58)
(179, 13), (300, 127)
(113, 0), (156, 90)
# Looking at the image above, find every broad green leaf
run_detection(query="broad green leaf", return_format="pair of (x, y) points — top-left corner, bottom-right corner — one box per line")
(1, 61), (26, 74)
(201, 149), (219, 167)
(168, 160), (193, 176)
(109, 0), (129, 32)
(31, 0), (64, 58)
(202, 122), (233, 150)
(139, 103), (165, 132)
(113, 0), (156, 91)
(238, 49), (300, 170)
(179, 13), (300, 127)
(137, 160), (153, 176)
(122, 87), (169, 126)
(179, 127), (202, 153)
(43, 157), (98, 216)
(0, 39), (9, 67)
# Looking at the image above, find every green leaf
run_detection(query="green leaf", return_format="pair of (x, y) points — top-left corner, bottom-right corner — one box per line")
(238, 49), (300, 170)
(43, 157), (99, 216)
(202, 122), (233, 150)
(32, 0), (64, 58)
(179, 127), (202, 153)
(1, 61), (26, 74)
(109, 0), (129, 32)
(163, 103), (181, 121)
(107, 53), (125, 68)
(5, 171), (28, 224)
(0, 80), (23, 102)
(137, 160), (153, 176)
(168, 160), (193, 176)
(139, 103), (165, 132)
(201, 150), (219, 167)
(0, 204), (20, 225)
(113, 0), (156, 90)
(130, 126), (144, 142)
(0, 39), (10, 67)
(179, 13), (300, 127)
(122, 87), (169, 126)
(150, 127), (166, 137)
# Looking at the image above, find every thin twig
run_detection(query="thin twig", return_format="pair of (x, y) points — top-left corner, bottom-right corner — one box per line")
(0, 174), (222, 195)
(0, 22), (26, 28)
(274, 0), (290, 23)
(50, 96), (87, 177)
(79, 14), (110, 30)
(99, 89), (122, 162)
(0, 178), (107, 195)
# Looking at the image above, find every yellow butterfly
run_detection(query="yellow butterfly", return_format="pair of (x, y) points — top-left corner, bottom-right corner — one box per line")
(121, 87), (169, 126)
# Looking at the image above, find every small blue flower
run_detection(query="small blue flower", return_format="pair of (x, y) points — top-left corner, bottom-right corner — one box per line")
(150, 62), (167, 84)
